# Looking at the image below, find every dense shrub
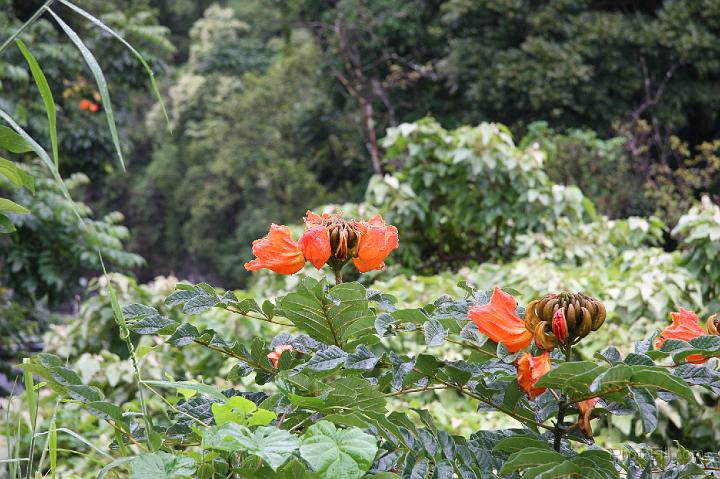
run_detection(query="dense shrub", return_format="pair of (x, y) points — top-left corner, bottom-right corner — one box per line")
(369, 118), (592, 272)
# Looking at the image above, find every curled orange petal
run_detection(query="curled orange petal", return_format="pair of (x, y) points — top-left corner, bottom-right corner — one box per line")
(267, 345), (294, 368)
(577, 397), (600, 438)
(516, 351), (551, 399)
(352, 214), (399, 272)
(298, 225), (331, 269)
(244, 224), (305, 275)
(656, 308), (707, 363)
(467, 287), (533, 352)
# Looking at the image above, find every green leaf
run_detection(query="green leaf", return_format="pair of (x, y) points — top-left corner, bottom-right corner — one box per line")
(168, 323), (200, 347)
(492, 435), (551, 454)
(628, 366), (695, 402)
(0, 214), (15, 233)
(345, 345), (379, 370)
(306, 346), (348, 371)
(85, 401), (125, 424)
(0, 125), (32, 153)
(534, 361), (607, 400)
(130, 452), (196, 479)
(280, 281), (377, 350)
(0, 108), (78, 220)
(57, 0), (171, 132)
(0, 198), (29, 215)
(48, 8), (124, 171)
(203, 424), (300, 470)
(16, 39), (58, 170)
(522, 460), (582, 478)
(423, 319), (447, 347)
(0, 158), (23, 187)
(142, 380), (226, 401)
(300, 421), (378, 479)
(97, 457), (134, 479)
(211, 396), (276, 427)
(498, 448), (565, 475)
(123, 304), (177, 335)
(628, 387), (658, 434)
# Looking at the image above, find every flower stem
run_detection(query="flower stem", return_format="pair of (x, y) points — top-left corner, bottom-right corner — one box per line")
(553, 343), (573, 451)
(334, 267), (343, 284)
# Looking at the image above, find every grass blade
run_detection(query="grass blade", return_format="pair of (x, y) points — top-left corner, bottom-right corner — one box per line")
(0, 107), (81, 222)
(58, 0), (171, 132)
(16, 39), (59, 171)
(47, 8), (125, 171)
(0, 0), (54, 56)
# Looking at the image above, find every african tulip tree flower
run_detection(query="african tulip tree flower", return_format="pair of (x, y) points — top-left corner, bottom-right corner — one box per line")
(577, 397), (600, 438)
(245, 211), (399, 278)
(352, 215), (399, 272)
(467, 287), (533, 353)
(656, 308), (708, 363)
(267, 345), (294, 368)
(516, 352), (551, 399)
(244, 224), (305, 274)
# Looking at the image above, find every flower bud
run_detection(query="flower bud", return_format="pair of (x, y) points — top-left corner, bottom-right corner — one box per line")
(525, 292), (606, 350)
(707, 313), (719, 336)
(552, 309), (568, 342)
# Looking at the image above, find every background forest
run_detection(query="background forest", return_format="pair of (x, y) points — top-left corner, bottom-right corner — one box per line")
(1, 0), (720, 477)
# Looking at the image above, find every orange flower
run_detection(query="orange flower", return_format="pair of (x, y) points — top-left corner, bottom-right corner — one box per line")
(516, 352), (551, 399)
(298, 211), (332, 269)
(656, 308), (707, 363)
(467, 287), (533, 352)
(577, 397), (600, 438)
(78, 99), (92, 111)
(352, 214), (399, 273)
(244, 224), (305, 274)
(89, 102), (99, 113)
(267, 345), (294, 368)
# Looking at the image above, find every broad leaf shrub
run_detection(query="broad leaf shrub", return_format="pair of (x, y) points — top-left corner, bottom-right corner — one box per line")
(11, 212), (720, 478)
(369, 118), (593, 272)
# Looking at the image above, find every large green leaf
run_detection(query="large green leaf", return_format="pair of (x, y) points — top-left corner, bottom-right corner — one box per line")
(130, 452), (196, 479)
(300, 421), (378, 479)
(48, 8), (125, 171)
(534, 361), (607, 399)
(16, 39), (58, 170)
(203, 424), (300, 470)
(280, 279), (377, 350)
(498, 448), (565, 475)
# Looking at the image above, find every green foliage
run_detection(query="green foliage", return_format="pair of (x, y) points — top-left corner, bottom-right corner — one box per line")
(674, 196), (720, 310)
(521, 121), (646, 219)
(371, 118), (592, 271)
(11, 277), (720, 478)
(128, 6), (362, 285)
(0, 164), (143, 308)
(441, 0), (720, 139)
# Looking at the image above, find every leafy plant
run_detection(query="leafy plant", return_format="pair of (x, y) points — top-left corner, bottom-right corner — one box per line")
(371, 118), (593, 272)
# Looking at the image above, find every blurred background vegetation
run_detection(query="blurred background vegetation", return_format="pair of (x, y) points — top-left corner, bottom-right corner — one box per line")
(1, 0), (720, 472)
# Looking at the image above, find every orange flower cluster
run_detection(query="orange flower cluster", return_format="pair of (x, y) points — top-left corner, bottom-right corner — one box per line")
(656, 308), (718, 363)
(78, 99), (99, 113)
(468, 287), (603, 437)
(244, 211), (398, 275)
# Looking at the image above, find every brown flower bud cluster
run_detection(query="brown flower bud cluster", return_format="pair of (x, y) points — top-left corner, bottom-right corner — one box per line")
(525, 292), (606, 350)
